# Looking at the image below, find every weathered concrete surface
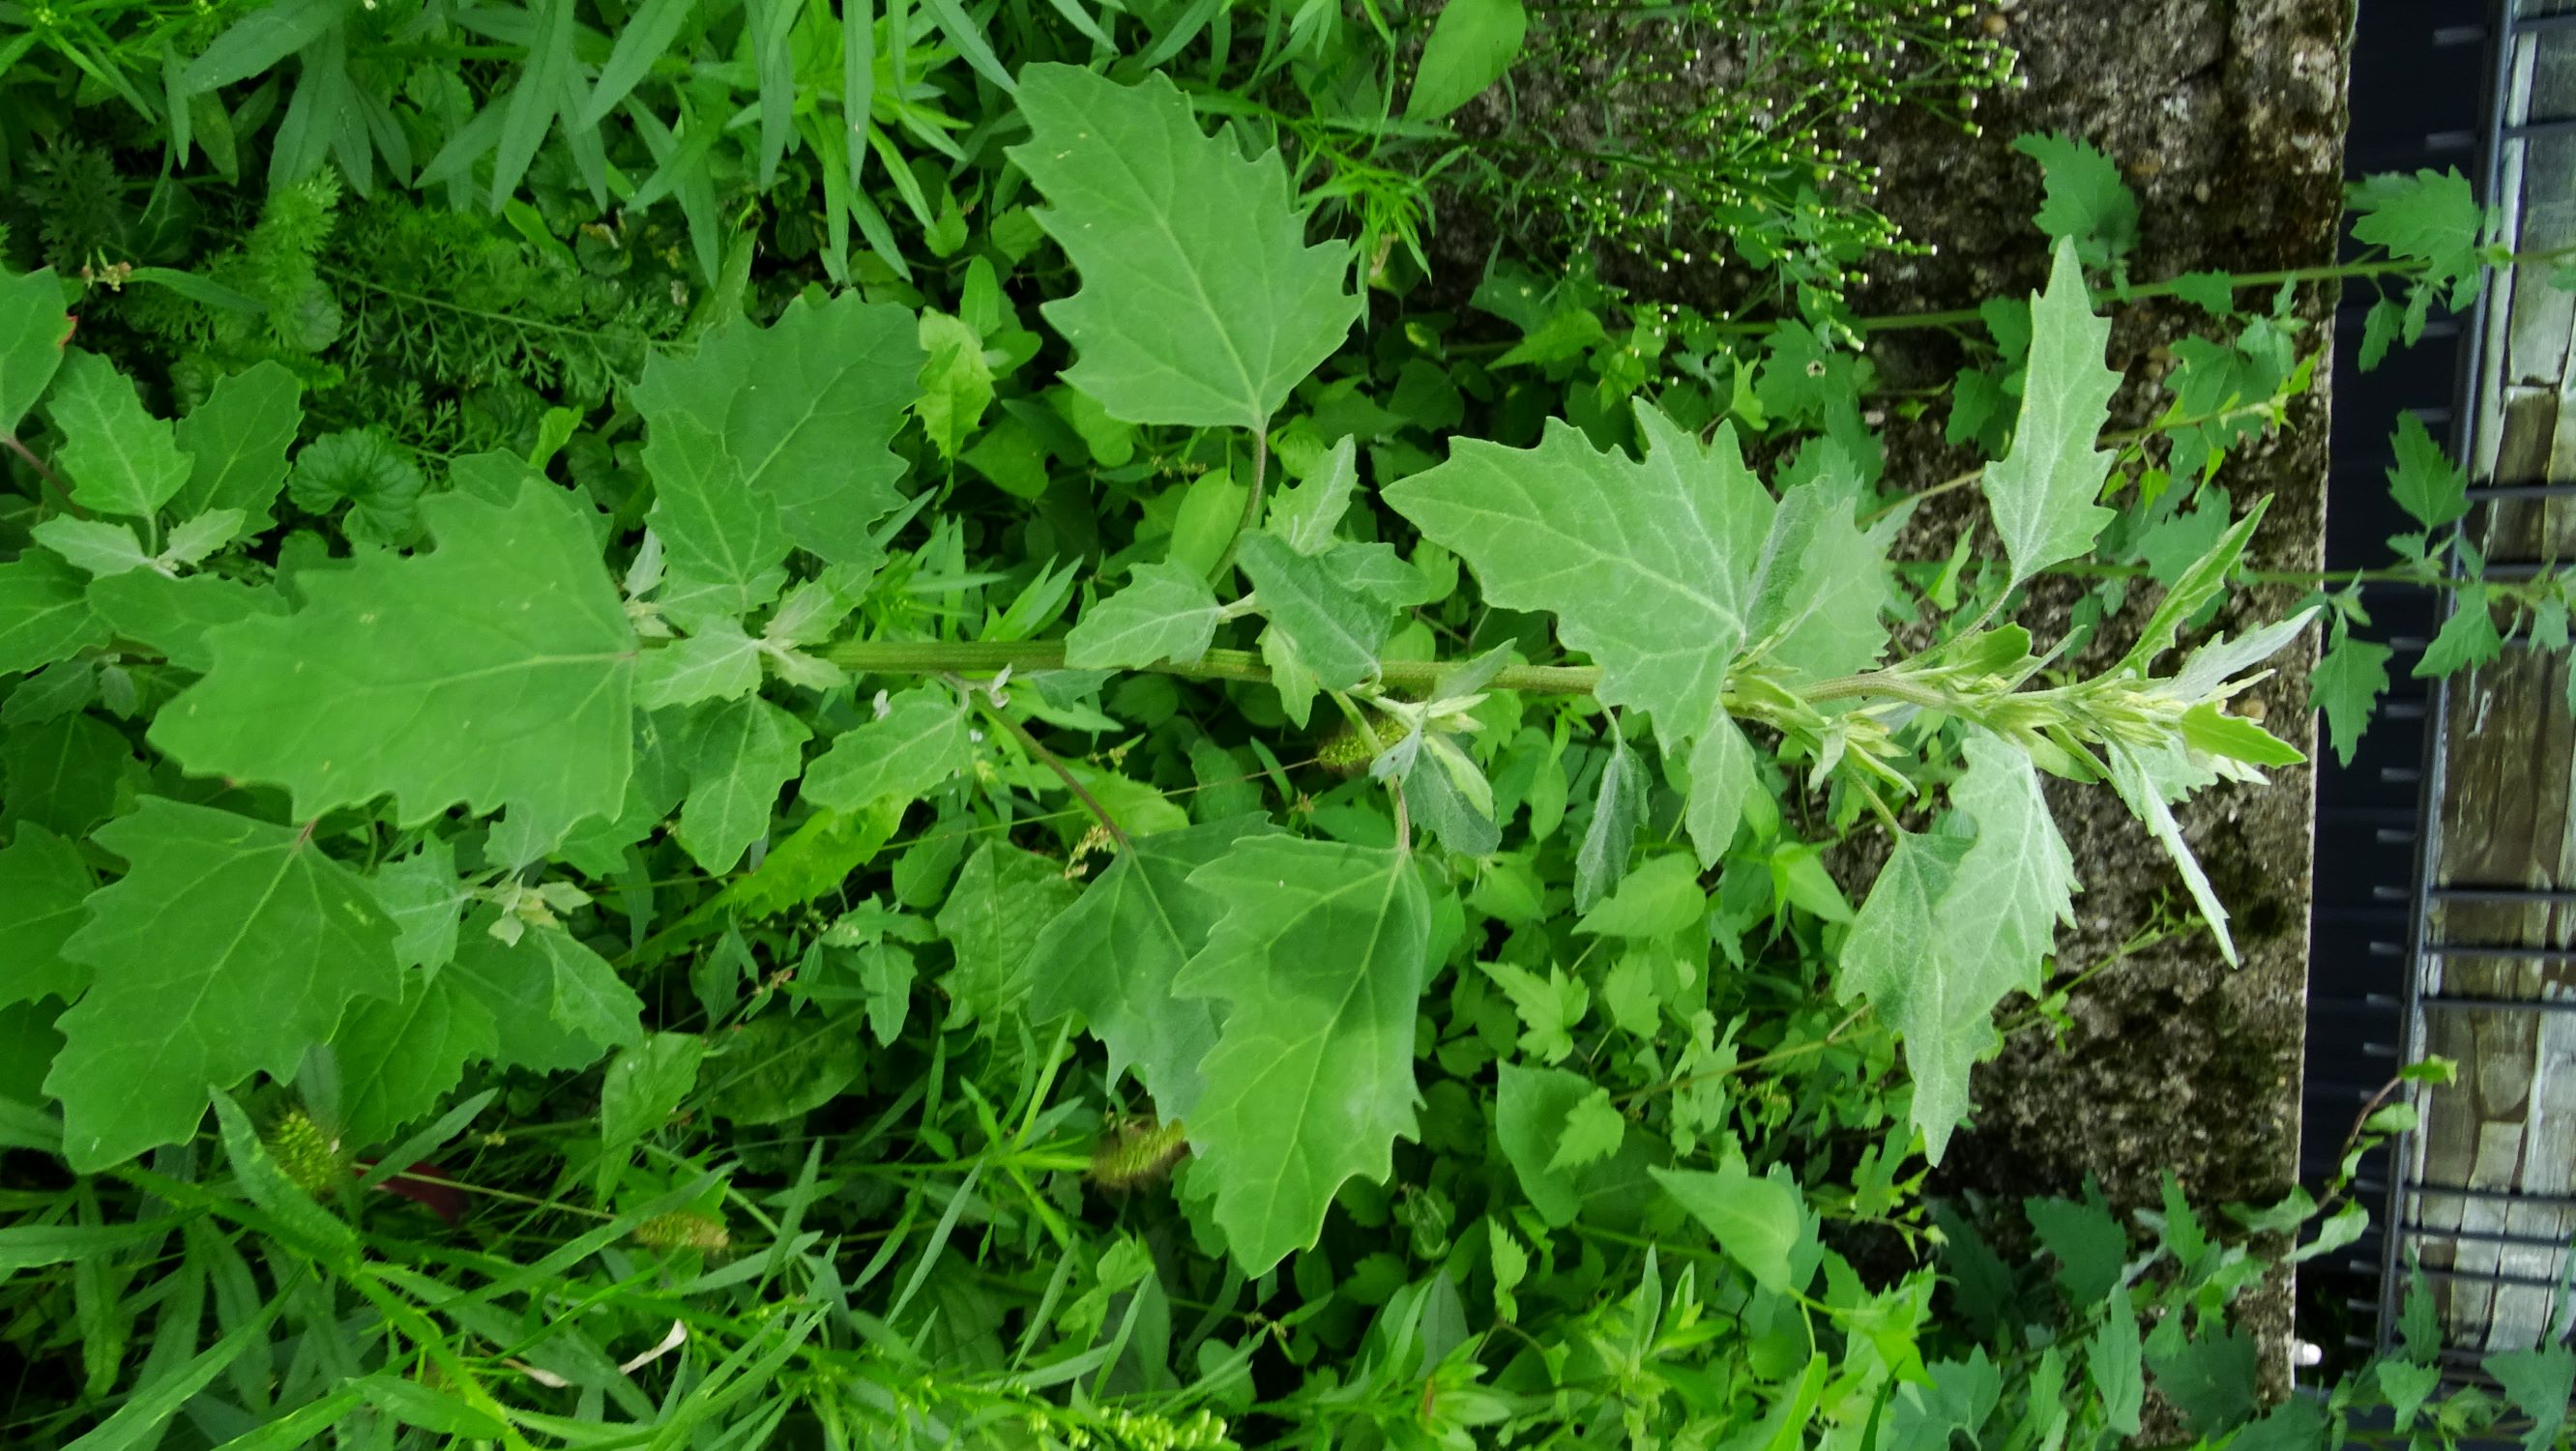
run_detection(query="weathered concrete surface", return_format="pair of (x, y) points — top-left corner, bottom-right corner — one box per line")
(1456, 0), (2354, 1398)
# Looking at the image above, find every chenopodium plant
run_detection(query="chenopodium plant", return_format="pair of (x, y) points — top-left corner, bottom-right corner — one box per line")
(0, 64), (2310, 1285)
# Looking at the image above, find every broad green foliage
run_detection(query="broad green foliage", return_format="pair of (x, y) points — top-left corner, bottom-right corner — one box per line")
(1026, 818), (1273, 1118)
(1009, 65), (1361, 430)
(49, 799), (399, 1171)
(1173, 836), (1432, 1272)
(154, 483), (637, 827)
(630, 296), (923, 567)
(1840, 735), (2076, 1161)
(0, 22), (2497, 1448)
(1390, 406), (1895, 867)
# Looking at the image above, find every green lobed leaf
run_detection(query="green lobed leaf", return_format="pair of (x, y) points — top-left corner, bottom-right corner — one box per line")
(2386, 411), (2469, 529)
(1027, 817), (1277, 1119)
(446, 916), (641, 1075)
(640, 412), (790, 622)
(916, 309), (993, 461)
(1978, 240), (2119, 583)
(48, 798), (401, 1171)
(329, 966), (500, 1147)
(1173, 835), (1433, 1271)
(934, 842), (1082, 1024)
(596, 1031), (706, 1195)
(1265, 437), (1360, 554)
(1653, 1160), (1816, 1296)
(2120, 497), (2269, 675)
(634, 620), (765, 710)
(3, 712), (138, 838)
(2483, 1346), (2574, 1451)
(800, 686), (971, 813)
(1236, 532), (1389, 690)
(2310, 632), (2392, 768)
(1009, 65), (1361, 431)
(0, 554), (108, 676)
(31, 518), (153, 577)
(2011, 132), (2139, 266)
(169, 362), (302, 534)
(2349, 168), (2484, 304)
(153, 480), (637, 827)
(2091, 1287), (2145, 1436)
(1390, 406), (1769, 760)
(675, 695), (810, 875)
(1547, 1087), (1625, 1173)
(629, 295), (923, 566)
(45, 352), (193, 521)
(1064, 561), (1223, 670)
(2025, 1190), (2126, 1303)
(1575, 726), (1650, 912)
(0, 824), (95, 1008)
(1839, 733), (2076, 1162)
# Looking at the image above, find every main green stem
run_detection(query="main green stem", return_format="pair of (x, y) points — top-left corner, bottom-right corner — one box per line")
(825, 639), (1607, 694)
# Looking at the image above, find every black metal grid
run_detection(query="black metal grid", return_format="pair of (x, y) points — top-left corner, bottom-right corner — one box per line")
(2356, 0), (2576, 1365)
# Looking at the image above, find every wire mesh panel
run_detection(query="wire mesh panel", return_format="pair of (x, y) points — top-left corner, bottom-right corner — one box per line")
(2374, 0), (2576, 1369)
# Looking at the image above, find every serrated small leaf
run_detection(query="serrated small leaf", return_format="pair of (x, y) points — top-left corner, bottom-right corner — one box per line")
(1841, 734), (2076, 1161)
(1545, 1088), (1623, 1173)
(1981, 241), (2119, 583)
(2484, 1346), (2576, 1451)
(1266, 436), (1359, 554)
(1065, 561), (1222, 670)
(635, 621), (764, 710)
(161, 509), (246, 567)
(1236, 532), (1386, 689)
(1653, 1160), (1813, 1296)
(2025, 1192), (2127, 1303)
(31, 518), (153, 577)
(676, 695), (809, 875)
(1010, 66), (1360, 430)
(2386, 411), (2469, 528)
(1575, 728), (1648, 912)
(2093, 1288), (2145, 1436)
(2415, 588), (2503, 679)
(170, 362), (302, 535)
(801, 687), (971, 812)
(2310, 633), (2391, 768)
(46, 352), (192, 521)
(2011, 131), (2139, 265)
